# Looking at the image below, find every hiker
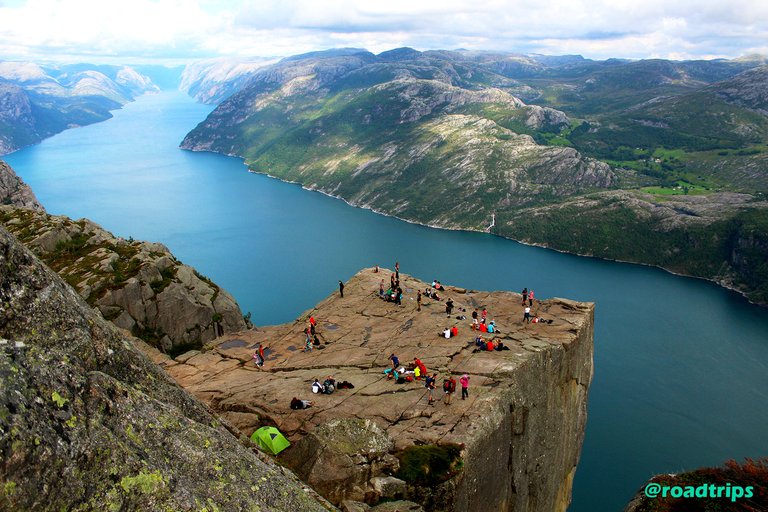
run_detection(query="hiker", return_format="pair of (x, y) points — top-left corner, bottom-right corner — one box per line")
(425, 373), (437, 405)
(339, 280), (345, 298)
(389, 353), (400, 370)
(374, 265), (379, 273)
(311, 378), (322, 394)
(486, 339), (494, 351)
(395, 287), (403, 305)
(379, 280), (385, 297)
(521, 288), (528, 306)
(445, 298), (454, 315)
(253, 343), (266, 367)
(481, 308), (488, 324)
(304, 328), (313, 351)
(417, 290), (422, 311)
(460, 374), (470, 400)
(290, 397), (313, 409)
(524, 306), (532, 323)
(443, 375), (457, 405)
(442, 327), (451, 338)
(451, 325), (458, 338)
(528, 289), (534, 307)
(487, 321), (495, 333)
(471, 309), (478, 330)
(435, 281), (445, 291)
(395, 261), (400, 281)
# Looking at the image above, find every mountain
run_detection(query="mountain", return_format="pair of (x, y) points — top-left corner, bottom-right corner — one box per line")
(181, 48), (768, 304)
(0, 223), (330, 511)
(0, 160), (246, 355)
(180, 57), (278, 104)
(0, 61), (159, 155)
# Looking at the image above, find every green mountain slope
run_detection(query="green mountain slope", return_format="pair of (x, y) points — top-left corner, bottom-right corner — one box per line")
(182, 48), (768, 305)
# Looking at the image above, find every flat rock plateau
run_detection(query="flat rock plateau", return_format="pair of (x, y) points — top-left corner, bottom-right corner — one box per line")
(146, 267), (595, 512)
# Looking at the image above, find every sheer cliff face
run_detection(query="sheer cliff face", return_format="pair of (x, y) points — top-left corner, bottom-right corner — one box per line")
(0, 161), (246, 353)
(0, 227), (329, 512)
(0, 160), (43, 211)
(157, 268), (595, 511)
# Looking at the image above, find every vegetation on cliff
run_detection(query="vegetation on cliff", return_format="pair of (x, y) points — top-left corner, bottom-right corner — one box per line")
(181, 49), (768, 304)
(0, 226), (330, 511)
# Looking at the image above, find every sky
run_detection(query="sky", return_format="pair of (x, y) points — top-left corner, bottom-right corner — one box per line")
(0, 0), (766, 64)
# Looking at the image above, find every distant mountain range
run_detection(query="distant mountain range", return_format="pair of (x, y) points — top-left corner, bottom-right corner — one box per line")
(181, 48), (768, 304)
(0, 62), (171, 154)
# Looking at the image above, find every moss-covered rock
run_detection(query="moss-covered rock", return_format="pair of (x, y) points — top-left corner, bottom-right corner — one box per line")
(0, 226), (330, 511)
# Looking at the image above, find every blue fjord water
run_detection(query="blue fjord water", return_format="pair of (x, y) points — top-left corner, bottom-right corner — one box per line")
(5, 90), (768, 511)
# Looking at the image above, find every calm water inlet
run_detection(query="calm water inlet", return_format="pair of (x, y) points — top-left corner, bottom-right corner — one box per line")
(6, 91), (768, 511)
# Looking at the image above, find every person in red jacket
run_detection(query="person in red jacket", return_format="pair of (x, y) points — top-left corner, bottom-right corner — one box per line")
(450, 325), (458, 338)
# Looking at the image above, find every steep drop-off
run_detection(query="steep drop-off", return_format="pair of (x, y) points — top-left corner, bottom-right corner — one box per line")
(0, 225), (331, 511)
(151, 268), (595, 511)
(0, 161), (246, 354)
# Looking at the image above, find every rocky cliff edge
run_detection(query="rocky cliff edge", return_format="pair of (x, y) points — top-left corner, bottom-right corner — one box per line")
(151, 268), (595, 512)
(0, 226), (331, 511)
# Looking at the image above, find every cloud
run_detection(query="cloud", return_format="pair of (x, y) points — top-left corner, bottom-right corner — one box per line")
(0, 0), (766, 63)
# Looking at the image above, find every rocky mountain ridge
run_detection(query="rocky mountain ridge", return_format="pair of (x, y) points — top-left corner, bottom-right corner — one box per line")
(150, 267), (595, 511)
(0, 223), (332, 511)
(0, 61), (159, 155)
(181, 47), (768, 305)
(0, 161), (246, 354)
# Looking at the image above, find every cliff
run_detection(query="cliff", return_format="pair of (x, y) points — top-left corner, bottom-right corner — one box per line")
(151, 268), (595, 511)
(0, 225), (331, 511)
(0, 160), (43, 211)
(0, 161), (246, 354)
(179, 48), (768, 306)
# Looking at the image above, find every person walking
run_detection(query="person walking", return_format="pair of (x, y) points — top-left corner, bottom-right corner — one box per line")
(460, 374), (470, 400)
(443, 375), (457, 405)
(339, 280), (345, 298)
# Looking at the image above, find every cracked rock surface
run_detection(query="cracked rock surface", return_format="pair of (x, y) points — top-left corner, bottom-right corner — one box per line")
(151, 267), (595, 511)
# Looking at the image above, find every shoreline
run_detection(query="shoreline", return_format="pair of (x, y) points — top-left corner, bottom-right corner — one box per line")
(183, 145), (765, 309)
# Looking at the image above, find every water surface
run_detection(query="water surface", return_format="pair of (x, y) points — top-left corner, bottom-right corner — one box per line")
(6, 91), (768, 511)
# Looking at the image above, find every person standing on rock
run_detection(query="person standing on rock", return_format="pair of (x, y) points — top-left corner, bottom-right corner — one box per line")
(445, 298), (454, 316)
(252, 343), (266, 368)
(521, 288), (528, 306)
(417, 290), (422, 311)
(528, 289), (534, 307)
(471, 309), (479, 330)
(524, 305), (532, 323)
(379, 279), (385, 298)
(339, 280), (345, 298)
(481, 308), (488, 324)
(443, 375), (456, 405)
(460, 374), (470, 400)
(425, 373), (437, 405)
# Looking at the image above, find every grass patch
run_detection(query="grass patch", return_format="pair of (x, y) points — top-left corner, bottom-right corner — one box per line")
(395, 444), (463, 486)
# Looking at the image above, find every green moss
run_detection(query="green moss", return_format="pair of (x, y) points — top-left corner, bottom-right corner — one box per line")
(51, 391), (68, 408)
(3, 481), (16, 497)
(119, 470), (165, 494)
(395, 443), (463, 486)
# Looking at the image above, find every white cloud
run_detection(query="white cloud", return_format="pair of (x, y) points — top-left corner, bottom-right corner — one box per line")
(0, 0), (766, 63)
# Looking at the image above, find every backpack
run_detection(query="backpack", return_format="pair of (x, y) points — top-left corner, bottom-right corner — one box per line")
(449, 379), (456, 393)
(443, 380), (450, 392)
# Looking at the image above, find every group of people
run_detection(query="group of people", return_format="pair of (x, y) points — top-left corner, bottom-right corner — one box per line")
(385, 353), (470, 405)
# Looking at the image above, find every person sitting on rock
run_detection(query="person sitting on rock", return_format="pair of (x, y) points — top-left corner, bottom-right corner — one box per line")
(311, 378), (322, 394)
(442, 327), (451, 338)
(450, 325), (458, 338)
(487, 321), (496, 333)
(290, 397), (313, 409)
(323, 376), (336, 394)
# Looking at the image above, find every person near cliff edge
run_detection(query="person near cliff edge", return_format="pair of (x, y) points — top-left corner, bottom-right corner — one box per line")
(460, 374), (470, 400)
(524, 306), (532, 323)
(339, 280), (344, 298)
(425, 373), (437, 405)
